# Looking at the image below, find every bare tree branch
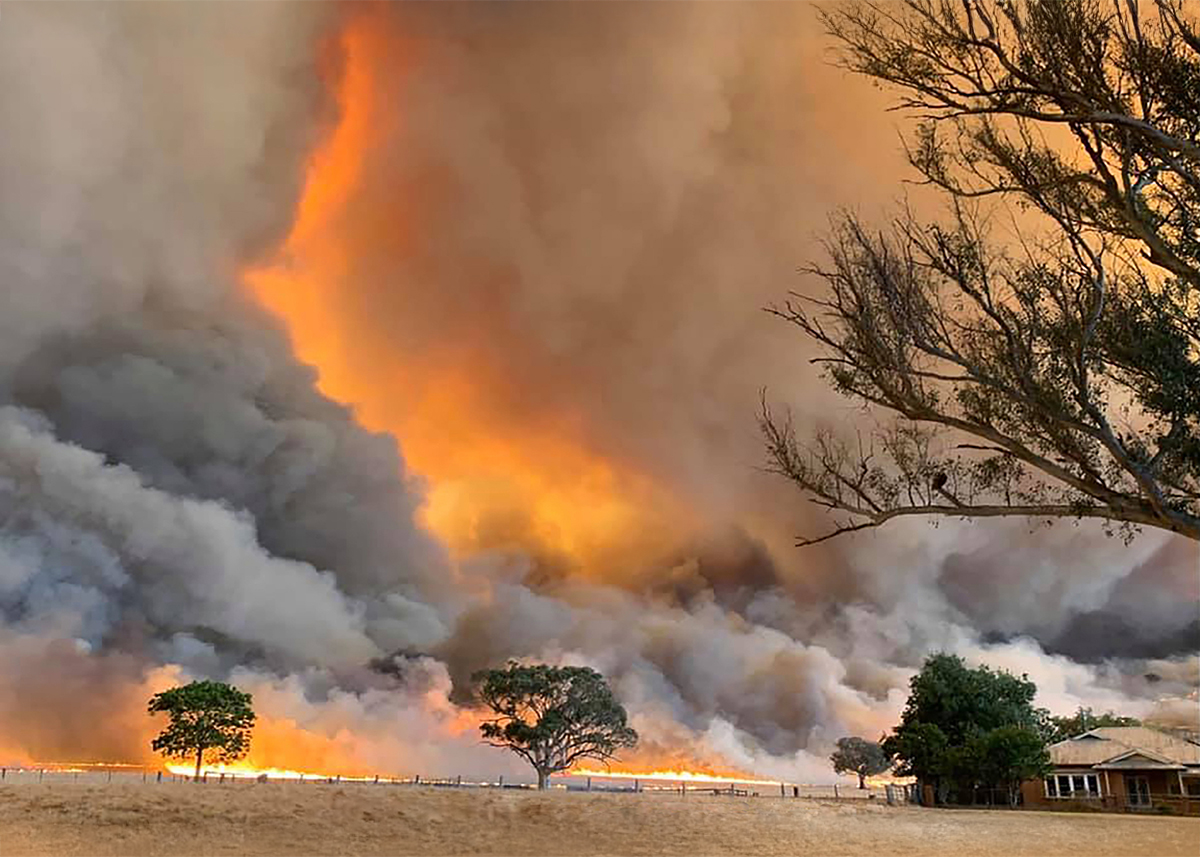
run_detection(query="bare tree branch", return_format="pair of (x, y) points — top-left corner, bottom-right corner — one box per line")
(765, 0), (1200, 547)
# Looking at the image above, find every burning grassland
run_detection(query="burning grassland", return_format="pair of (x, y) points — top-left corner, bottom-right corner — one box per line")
(3, 780), (1199, 857)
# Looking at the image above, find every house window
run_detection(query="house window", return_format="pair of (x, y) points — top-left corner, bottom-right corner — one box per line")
(1186, 781), (1200, 798)
(1049, 773), (1101, 798)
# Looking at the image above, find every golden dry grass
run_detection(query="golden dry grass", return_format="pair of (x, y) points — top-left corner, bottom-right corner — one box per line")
(2, 781), (1198, 856)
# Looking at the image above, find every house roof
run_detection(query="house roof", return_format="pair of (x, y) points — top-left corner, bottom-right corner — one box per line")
(1049, 726), (1200, 768)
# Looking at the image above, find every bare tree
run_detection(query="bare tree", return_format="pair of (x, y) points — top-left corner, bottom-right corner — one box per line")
(764, 0), (1200, 545)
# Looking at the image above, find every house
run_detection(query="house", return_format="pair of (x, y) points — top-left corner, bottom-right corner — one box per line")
(1021, 726), (1200, 814)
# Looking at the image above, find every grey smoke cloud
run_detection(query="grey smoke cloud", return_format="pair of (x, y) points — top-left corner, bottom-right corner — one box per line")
(0, 0), (1194, 773)
(0, 405), (380, 667)
(0, 2), (327, 371)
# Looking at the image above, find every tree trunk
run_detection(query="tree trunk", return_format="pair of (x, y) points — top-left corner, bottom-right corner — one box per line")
(537, 769), (548, 790)
(194, 747), (203, 782)
(858, 772), (866, 789)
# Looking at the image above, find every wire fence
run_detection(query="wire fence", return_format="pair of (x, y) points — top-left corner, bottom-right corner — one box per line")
(0, 766), (907, 804)
(7, 768), (1197, 816)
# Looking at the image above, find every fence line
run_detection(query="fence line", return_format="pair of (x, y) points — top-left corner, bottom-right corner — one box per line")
(11, 768), (1192, 815)
(0, 766), (901, 803)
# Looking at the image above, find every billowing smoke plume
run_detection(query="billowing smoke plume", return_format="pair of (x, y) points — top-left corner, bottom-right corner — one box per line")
(0, 2), (1194, 780)
(0, 0), (456, 766)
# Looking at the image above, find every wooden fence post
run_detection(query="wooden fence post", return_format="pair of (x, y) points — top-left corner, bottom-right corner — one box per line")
(498, 775), (504, 788)
(833, 784), (839, 799)
(587, 777), (592, 792)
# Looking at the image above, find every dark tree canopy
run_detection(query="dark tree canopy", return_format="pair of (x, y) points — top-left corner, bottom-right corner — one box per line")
(1046, 706), (1141, 742)
(970, 725), (1053, 806)
(473, 662), (638, 789)
(882, 653), (1051, 804)
(763, 0), (1200, 545)
(148, 680), (255, 781)
(830, 736), (893, 788)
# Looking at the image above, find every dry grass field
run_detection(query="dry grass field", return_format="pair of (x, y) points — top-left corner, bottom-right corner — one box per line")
(2, 780), (1198, 856)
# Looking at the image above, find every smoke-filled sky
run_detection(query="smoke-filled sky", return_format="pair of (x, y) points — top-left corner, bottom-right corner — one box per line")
(0, 2), (1195, 782)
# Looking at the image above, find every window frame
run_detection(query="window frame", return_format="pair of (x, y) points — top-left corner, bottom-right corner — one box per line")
(1045, 771), (1102, 799)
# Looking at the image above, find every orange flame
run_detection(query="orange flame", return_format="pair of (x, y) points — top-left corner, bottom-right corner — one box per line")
(568, 766), (779, 785)
(163, 761), (375, 781)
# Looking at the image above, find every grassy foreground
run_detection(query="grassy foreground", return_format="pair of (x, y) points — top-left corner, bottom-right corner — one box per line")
(2, 781), (1198, 856)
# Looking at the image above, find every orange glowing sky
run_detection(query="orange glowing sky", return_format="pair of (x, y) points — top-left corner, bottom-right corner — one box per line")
(246, 15), (691, 575)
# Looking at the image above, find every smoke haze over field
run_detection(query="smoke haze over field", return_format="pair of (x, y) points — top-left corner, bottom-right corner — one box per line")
(0, 2), (1195, 781)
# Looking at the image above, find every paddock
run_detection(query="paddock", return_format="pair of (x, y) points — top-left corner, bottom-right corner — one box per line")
(2, 779), (1197, 856)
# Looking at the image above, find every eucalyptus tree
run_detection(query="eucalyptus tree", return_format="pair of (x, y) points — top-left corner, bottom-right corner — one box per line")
(831, 736), (892, 789)
(474, 662), (638, 789)
(764, 0), (1200, 545)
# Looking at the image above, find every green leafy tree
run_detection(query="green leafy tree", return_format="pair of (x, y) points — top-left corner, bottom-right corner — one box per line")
(148, 680), (256, 781)
(884, 721), (951, 785)
(830, 736), (893, 788)
(473, 661), (638, 789)
(1047, 707), (1141, 742)
(973, 726), (1052, 807)
(762, 0), (1200, 546)
(882, 653), (1051, 803)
